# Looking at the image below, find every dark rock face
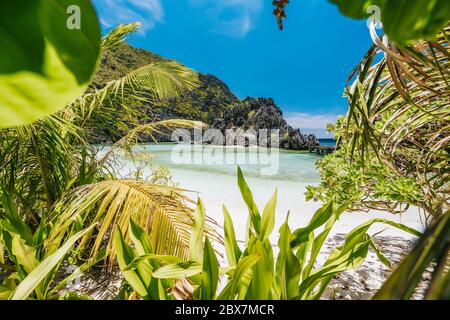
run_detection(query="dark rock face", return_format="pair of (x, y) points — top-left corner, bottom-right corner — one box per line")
(90, 44), (318, 150)
(212, 97), (319, 150)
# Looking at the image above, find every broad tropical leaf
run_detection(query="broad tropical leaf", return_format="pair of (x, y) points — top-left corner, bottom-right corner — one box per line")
(223, 206), (242, 267)
(10, 226), (94, 300)
(329, 0), (450, 44)
(196, 237), (219, 300)
(0, 0), (101, 127)
(237, 166), (261, 235)
(275, 213), (301, 300)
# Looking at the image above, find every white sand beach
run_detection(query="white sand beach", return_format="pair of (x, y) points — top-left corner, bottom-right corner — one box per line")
(103, 143), (425, 243)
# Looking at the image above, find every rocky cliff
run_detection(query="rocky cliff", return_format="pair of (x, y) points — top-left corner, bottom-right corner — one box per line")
(213, 97), (318, 149)
(90, 43), (318, 150)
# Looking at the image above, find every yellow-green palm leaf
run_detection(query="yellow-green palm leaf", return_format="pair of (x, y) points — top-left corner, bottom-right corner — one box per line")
(46, 180), (218, 265)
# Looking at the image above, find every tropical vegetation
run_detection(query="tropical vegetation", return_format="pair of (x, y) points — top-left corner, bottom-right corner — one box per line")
(0, 0), (448, 300)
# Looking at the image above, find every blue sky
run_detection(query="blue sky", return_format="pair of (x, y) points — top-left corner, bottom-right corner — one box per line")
(93, 0), (372, 138)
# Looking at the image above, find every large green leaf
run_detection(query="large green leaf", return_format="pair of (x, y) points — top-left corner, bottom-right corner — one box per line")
(275, 213), (301, 300)
(196, 237), (219, 300)
(11, 234), (39, 274)
(113, 227), (152, 299)
(129, 219), (153, 257)
(298, 236), (371, 299)
(329, 0), (450, 44)
(329, 0), (382, 19)
(223, 206), (242, 267)
(247, 237), (274, 300)
(290, 202), (334, 248)
(298, 218), (420, 299)
(10, 226), (94, 300)
(237, 166), (261, 234)
(259, 190), (277, 240)
(128, 219), (175, 300)
(0, 187), (33, 244)
(152, 260), (202, 279)
(381, 0), (450, 44)
(217, 255), (260, 300)
(190, 198), (205, 261)
(0, 0), (101, 127)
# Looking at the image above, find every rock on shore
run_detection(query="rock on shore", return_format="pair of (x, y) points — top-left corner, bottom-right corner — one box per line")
(212, 97), (319, 150)
(89, 44), (319, 150)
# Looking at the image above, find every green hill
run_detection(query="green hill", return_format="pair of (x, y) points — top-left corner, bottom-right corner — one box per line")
(89, 43), (317, 149)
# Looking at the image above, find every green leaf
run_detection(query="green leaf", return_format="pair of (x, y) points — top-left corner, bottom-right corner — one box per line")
(0, 237), (5, 265)
(10, 226), (94, 300)
(369, 237), (391, 269)
(0, 285), (14, 300)
(123, 254), (182, 272)
(247, 237), (274, 300)
(260, 190), (278, 240)
(275, 213), (301, 300)
(329, 0), (450, 45)
(223, 206), (242, 267)
(329, 0), (383, 19)
(237, 166), (261, 234)
(113, 227), (152, 299)
(302, 202), (349, 279)
(0, 187), (33, 244)
(190, 198), (205, 261)
(0, 0), (101, 127)
(290, 202), (334, 248)
(197, 237), (219, 300)
(11, 234), (39, 274)
(128, 219), (173, 299)
(152, 260), (202, 279)
(129, 219), (153, 256)
(217, 255), (260, 300)
(298, 236), (372, 299)
(381, 0), (450, 44)
(298, 217), (420, 299)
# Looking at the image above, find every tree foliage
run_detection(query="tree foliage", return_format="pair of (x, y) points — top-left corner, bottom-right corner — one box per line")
(275, 1), (450, 45)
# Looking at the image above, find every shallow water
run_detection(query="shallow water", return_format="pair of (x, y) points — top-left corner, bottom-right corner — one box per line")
(100, 143), (425, 243)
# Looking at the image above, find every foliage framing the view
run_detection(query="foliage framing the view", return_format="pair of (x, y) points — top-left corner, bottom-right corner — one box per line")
(0, 22), (212, 299)
(309, 21), (449, 299)
(0, 0), (101, 127)
(275, 0), (450, 45)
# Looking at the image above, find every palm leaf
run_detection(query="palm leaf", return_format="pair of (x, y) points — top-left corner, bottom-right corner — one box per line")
(46, 180), (219, 265)
(102, 23), (141, 51)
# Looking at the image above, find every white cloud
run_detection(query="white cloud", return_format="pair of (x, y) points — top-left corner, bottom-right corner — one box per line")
(285, 112), (340, 129)
(189, 0), (263, 38)
(93, 0), (164, 34)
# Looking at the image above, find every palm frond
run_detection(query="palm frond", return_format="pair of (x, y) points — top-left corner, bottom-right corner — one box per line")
(0, 115), (83, 219)
(71, 61), (199, 135)
(101, 60), (199, 101)
(45, 180), (220, 265)
(101, 23), (141, 51)
(99, 119), (206, 164)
